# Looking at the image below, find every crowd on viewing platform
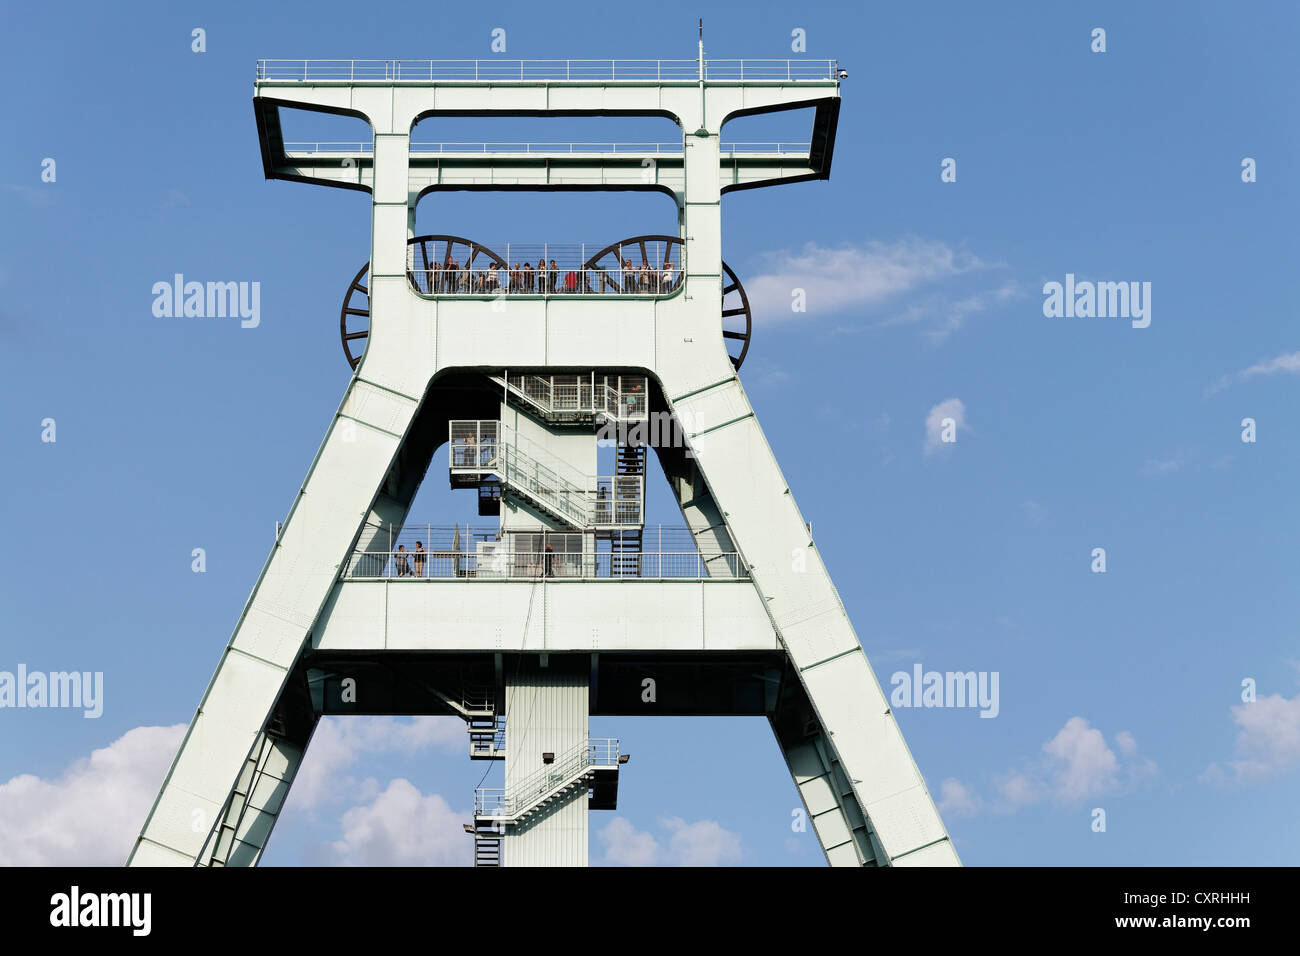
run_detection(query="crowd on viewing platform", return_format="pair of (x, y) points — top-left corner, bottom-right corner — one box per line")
(412, 257), (681, 296)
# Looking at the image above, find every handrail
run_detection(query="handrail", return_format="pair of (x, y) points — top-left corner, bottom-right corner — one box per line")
(341, 549), (745, 580)
(409, 242), (682, 297)
(475, 737), (620, 818)
(256, 59), (840, 83)
(448, 420), (643, 528)
(494, 373), (648, 422)
(281, 141), (813, 156)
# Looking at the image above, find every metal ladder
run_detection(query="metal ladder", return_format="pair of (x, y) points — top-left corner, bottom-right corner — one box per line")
(611, 439), (647, 575)
(470, 820), (503, 867)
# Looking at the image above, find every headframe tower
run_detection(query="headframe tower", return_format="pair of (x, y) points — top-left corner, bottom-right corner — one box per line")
(128, 54), (959, 868)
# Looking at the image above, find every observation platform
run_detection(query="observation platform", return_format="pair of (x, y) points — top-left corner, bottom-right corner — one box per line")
(314, 578), (772, 652)
(255, 58), (842, 82)
(342, 524), (744, 581)
(253, 58), (841, 195)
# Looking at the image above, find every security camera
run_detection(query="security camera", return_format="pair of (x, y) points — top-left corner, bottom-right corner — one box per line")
(837, 68), (848, 79)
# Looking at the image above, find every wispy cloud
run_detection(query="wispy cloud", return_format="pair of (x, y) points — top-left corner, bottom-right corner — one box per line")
(1206, 351), (1300, 396)
(1141, 457), (1183, 475)
(945, 717), (1156, 816)
(937, 778), (980, 817)
(596, 815), (743, 866)
(881, 279), (1026, 343)
(1202, 691), (1300, 784)
(745, 237), (1012, 341)
(4, 183), (56, 206)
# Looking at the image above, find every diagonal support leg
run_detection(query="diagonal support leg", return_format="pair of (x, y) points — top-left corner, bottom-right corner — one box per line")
(769, 670), (884, 866)
(663, 374), (960, 867)
(127, 377), (421, 866)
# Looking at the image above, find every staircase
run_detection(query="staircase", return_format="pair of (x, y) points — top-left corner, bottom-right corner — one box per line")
(470, 820), (503, 867)
(469, 714), (505, 760)
(466, 734), (624, 866)
(424, 687), (505, 761)
(450, 421), (643, 530)
(490, 373), (648, 425)
(610, 439), (646, 575)
(473, 738), (621, 826)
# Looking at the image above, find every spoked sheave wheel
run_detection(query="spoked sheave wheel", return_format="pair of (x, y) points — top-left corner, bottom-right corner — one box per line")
(581, 234), (753, 370)
(339, 235), (509, 371)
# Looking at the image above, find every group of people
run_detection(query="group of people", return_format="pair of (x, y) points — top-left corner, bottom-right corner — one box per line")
(392, 542), (427, 577)
(416, 256), (680, 296)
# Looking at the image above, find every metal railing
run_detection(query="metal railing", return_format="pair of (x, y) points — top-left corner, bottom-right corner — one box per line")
(408, 241), (682, 297)
(475, 738), (620, 818)
(282, 141), (811, 156)
(470, 727), (507, 757)
(462, 689), (495, 713)
(342, 549), (743, 580)
(448, 420), (643, 527)
(498, 373), (648, 422)
(342, 524), (746, 580)
(257, 59), (840, 83)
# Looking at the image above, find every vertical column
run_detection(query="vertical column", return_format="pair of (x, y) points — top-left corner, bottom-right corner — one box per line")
(358, 102), (434, 404)
(369, 127), (413, 328)
(503, 656), (590, 866)
(681, 125), (722, 331)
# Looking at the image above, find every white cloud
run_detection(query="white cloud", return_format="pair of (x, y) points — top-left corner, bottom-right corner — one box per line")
(956, 718), (1155, 815)
(324, 778), (467, 866)
(599, 816), (661, 866)
(596, 815), (742, 866)
(1141, 458), (1183, 475)
(936, 778), (980, 817)
(290, 715), (463, 811)
(925, 397), (967, 454)
(0, 724), (185, 866)
(1240, 352), (1300, 379)
(1043, 716), (1122, 801)
(996, 770), (1044, 810)
(1221, 693), (1300, 783)
(745, 238), (998, 330)
(883, 279), (1025, 343)
(1206, 350), (1300, 395)
(661, 816), (743, 866)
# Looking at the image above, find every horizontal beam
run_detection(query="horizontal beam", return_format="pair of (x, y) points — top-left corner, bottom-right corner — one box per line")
(314, 579), (779, 652)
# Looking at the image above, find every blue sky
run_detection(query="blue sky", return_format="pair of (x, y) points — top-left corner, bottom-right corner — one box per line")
(1, 0), (1297, 866)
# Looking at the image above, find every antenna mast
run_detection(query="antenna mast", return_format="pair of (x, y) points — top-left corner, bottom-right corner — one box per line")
(698, 18), (704, 79)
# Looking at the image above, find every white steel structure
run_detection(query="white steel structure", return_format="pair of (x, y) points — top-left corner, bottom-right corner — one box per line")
(128, 56), (959, 868)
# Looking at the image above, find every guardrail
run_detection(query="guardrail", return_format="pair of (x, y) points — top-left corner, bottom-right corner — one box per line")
(282, 141), (812, 156)
(448, 420), (643, 528)
(342, 549), (744, 580)
(409, 241), (682, 297)
(475, 738), (620, 818)
(257, 59), (840, 82)
(501, 373), (648, 422)
(411, 265), (680, 296)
